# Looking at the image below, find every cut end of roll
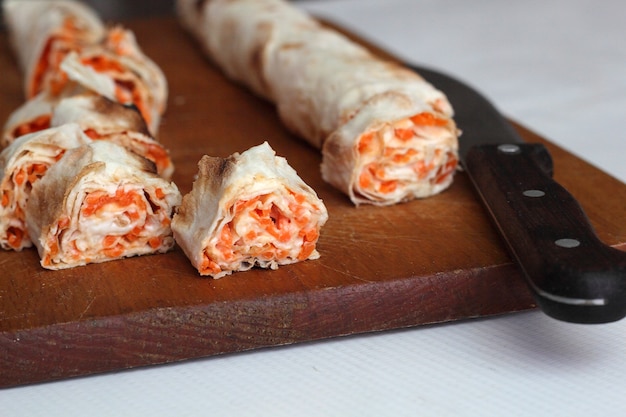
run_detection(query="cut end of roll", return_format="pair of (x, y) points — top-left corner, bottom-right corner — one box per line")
(172, 142), (328, 279)
(322, 110), (459, 206)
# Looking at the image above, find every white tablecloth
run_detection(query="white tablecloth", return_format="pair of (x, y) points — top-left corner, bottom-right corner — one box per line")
(2, 1), (625, 416)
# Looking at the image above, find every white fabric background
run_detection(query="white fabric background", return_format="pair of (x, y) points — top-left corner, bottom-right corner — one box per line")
(1, 1), (625, 416)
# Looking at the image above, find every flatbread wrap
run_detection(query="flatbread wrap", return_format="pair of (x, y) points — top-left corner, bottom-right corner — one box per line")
(2, 0), (106, 98)
(172, 142), (328, 278)
(2, 91), (57, 149)
(51, 94), (174, 179)
(177, 0), (459, 206)
(25, 141), (181, 270)
(0, 123), (92, 251)
(2, 93), (174, 178)
(56, 26), (168, 135)
(3, 0), (167, 136)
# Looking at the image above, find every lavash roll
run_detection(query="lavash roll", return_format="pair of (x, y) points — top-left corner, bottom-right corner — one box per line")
(25, 141), (181, 270)
(2, 0), (106, 98)
(1, 91), (57, 149)
(3, 0), (168, 136)
(177, 0), (459, 206)
(0, 123), (92, 251)
(172, 142), (328, 278)
(57, 27), (168, 135)
(2, 93), (174, 179)
(51, 94), (174, 179)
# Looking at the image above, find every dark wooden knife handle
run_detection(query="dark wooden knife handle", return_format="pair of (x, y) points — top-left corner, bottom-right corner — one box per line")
(464, 143), (626, 323)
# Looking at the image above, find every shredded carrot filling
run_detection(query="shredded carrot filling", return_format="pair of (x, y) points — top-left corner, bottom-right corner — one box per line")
(81, 188), (146, 217)
(115, 79), (150, 127)
(12, 115), (52, 138)
(145, 143), (170, 173)
(103, 244), (124, 258)
(148, 236), (162, 249)
(435, 155), (458, 184)
(77, 55), (151, 126)
(83, 128), (102, 139)
(28, 18), (84, 97)
(13, 170), (26, 186)
(6, 227), (23, 249)
(201, 256), (222, 275)
(58, 216), (71, 229)
(81, 55), (125, 73)
(56, 187), (170, 262)
(1, 191), (9, 207)
(356, 111), (456, 195)
(410, 112), (448, 127)
(29, 38), (56, 98)
(358, 132), (375, 154)
(394, 128), (414, 141)
(201, 192), (321, 275)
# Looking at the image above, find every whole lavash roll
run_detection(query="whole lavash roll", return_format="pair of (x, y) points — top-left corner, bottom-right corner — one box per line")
(177, 0), (459, 206)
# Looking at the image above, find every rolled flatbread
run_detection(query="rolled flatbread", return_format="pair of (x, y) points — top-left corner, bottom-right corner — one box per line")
(25, 141), (181, 270)
(51, 94), (174, 179)
(2, 91), (56, 149)
(0, 123), (92, 250)
(2, 0), (105, 98)
(58, 27), (168, 135)
(172, 142), (328, 278)
(2, 93), (174, 179)
(3, 0), (167, 136)
(177, 0), (459, 206)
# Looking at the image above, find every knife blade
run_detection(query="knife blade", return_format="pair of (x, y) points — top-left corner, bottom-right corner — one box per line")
(409, 64), (626, 324)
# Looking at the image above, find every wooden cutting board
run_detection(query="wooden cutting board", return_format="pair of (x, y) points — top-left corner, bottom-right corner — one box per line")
(1, 17), (625, 388)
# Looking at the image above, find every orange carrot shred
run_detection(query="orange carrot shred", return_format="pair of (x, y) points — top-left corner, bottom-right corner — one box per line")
(103, 235), (117, 248)
(13, 170), (26, 186)
(358, 132), (375, 153)
(13, 114), (51, 138)
(104, 245), (124, 258)
(410, 112), (448, 127)
(148, 236), (161, 249)
(84, 128), (101, 139)
(394, 128), (414, 141)
(7, 227), (23, 248)
(379, 180), (398, 194)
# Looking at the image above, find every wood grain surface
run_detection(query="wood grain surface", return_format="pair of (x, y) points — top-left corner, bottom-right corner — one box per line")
(1, 17), (625, 388)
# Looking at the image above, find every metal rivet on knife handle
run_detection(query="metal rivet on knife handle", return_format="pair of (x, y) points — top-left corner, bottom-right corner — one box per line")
(497, 144), (521, 154)
(555, 238), (581, 248)
(523, 189), (545, 197)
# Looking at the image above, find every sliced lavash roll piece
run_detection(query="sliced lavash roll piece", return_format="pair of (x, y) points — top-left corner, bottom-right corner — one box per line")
(172, 142), (328, 279)
(25, 141), (181, 270)
(58, 26), (168, 135)
(2, 93), (174, 179)
(50, 94), (174, 179)
(1, 83), (89, 148)
(176, 0), (459, 206)
(0, 123), (92, 251)
(1, 91), (57, 149)
(2, 0), (106, 98)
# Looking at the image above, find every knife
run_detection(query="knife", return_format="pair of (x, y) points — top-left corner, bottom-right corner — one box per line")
(408, 64), (626, 324)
